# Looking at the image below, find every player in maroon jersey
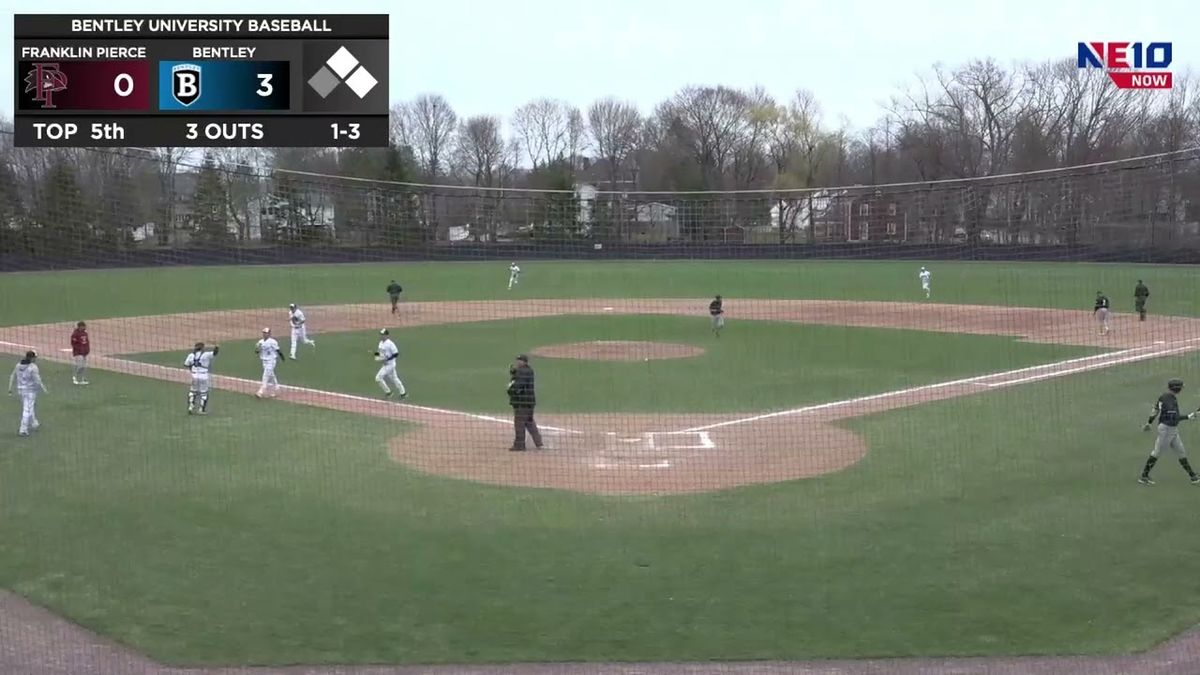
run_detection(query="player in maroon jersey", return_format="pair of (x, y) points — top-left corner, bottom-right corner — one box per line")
(70, 321), (90, 385)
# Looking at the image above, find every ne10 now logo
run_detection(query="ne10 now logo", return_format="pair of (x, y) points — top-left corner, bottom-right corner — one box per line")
(1077, 42), (1173, 89)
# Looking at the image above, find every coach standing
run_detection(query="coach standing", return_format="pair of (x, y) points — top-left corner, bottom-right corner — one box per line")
(1135, 280), (1150, 321)
(507, 354), (543, 451)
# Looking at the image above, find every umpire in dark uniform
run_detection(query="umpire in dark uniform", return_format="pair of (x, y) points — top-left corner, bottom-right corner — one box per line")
(507, 354), (543, 451)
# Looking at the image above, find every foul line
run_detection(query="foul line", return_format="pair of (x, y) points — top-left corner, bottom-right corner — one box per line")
(682, 341), (1200, 433)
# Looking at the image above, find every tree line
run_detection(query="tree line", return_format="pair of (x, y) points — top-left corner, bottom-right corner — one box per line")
(1, 56), (1198, 255)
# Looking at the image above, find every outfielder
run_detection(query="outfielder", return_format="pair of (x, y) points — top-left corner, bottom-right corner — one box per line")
(288, 303), (316, 360)
(508, 262), (521, 290)
(8, 350), (47, 437)
(70, 321), (90, 385)
(374, 329), (407, 399)
(1094, 291), (1111, 334)
(254, 328), (285, 398)
(184, 342), (219, 415)
(919, 267), (932, 299)
(1139, 379), (1200, 486)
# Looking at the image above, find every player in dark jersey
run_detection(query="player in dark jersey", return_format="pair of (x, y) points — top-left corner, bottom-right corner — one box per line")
(387, 280), (403, 314)
(1093, 291), (1111, 335)
(1138, 379), (1200, 486)
(1134, 280), (1150, 321)
(709, 295), (725, 338)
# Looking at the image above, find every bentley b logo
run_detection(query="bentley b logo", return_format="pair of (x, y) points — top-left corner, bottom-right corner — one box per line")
(171, 63), (202, 107)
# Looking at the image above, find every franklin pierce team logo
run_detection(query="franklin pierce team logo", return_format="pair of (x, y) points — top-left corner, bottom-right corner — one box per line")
(171, 63), (202, 107)
(23, 63), (68, 109)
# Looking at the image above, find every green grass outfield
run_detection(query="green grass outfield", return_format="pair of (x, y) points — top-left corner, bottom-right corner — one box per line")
(129, 315), (1094, 414)
(2, 259), (1200, 665)
(2, 359), (1200, 665)
(2, 259), (1199, 326)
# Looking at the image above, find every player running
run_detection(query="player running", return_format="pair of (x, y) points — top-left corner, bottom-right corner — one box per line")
(70, 320), (90, 385)
(184, 342), (219, 415)
(919, 267), (932, 299)
(8, 350), (48, 437)
(374, 329), (407, 400)
(254, 328), (285, 398)
(288, 303), (316, 360)
(508, 262), (521, 290)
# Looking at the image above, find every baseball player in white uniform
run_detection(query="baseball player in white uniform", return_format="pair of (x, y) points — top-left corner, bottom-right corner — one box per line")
(288, 303), (316, 360)
(8, 350), (47, 437)
(184, 342), (219, 415)
(254, 328), (285, 398)
(374, 329), (407, 399)
(919, 267), (932, 299)
(508, 262), (521, 290)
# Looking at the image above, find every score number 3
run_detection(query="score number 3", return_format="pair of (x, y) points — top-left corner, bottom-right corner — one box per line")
(331, 123), (361, 140)
(257, 74), (273, 97)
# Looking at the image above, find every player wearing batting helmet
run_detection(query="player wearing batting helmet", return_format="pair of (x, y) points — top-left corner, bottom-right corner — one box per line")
(1139, 379), (1200, 486)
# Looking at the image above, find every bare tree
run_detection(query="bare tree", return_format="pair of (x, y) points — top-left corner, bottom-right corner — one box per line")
(404, 94), (457, 179)
(455, 115), (505, 187)
(768, 90), (830, 242)
(587, 98), (642, 189)
(214, 147), (268, 241)
(388, 102), (412, 148)
(150, 147), (189, 245)
(656, 85), (754, 189)
(512, 98), (580, 169)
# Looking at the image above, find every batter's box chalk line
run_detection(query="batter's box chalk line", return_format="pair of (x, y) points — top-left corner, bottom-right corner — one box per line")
(645, 431), (715, 450)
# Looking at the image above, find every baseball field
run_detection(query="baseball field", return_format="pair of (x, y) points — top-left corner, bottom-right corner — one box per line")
(3, 259), (1200, 670)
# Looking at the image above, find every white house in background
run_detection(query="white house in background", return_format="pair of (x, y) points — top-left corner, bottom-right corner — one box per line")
(628, 201), (679, 242)
(575, 183), (598, 232)
(769, 189), (845, 231)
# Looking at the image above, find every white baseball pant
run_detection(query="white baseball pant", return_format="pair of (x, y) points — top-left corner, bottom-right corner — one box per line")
(258, 362), (279, 396)
(18, 392), (39, 435)
(290, 326), (315, 358)
(375, 363), (406, 396)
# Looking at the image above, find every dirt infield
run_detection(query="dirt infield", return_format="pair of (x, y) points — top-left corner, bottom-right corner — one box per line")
(530, 340), (705, 361)
(5, 300), (1200, 674)
(4, 299), (1200, 496)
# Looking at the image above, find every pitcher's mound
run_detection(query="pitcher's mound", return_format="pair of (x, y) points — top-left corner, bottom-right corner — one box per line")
(531, 340), (705, 362)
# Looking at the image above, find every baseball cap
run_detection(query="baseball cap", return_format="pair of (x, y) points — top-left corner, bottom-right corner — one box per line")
(516, 353), (529, 362)
(24, 350), (37, 359)
(262, 327), (271, 333)
(380, 329), (390, 335)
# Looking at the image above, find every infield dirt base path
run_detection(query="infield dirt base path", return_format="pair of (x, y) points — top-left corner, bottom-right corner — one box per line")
(4, 299), (1200, 495)
(4, 300), (1200, 673)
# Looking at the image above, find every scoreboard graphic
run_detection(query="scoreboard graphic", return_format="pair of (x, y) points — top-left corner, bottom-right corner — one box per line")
(13, 14), (388, 147)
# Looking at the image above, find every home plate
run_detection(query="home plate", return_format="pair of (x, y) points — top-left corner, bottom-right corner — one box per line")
(603, 307), (614, 311)
(59, 348), (72, 352)
(621, 437), (642, 443)
(638, 461), (671, 469)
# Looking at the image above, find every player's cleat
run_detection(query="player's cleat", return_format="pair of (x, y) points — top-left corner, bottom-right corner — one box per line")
(509, 446), (526, 452)
(196, 410), (208, 416)
(383, 390), (393, 398)
(188, 407), (194, 415)
(18, 431), (29, 437)
(1138, 476), (1156, 486)
(1191, 475), (1200, 485)
(79, 380), (88, 385)
(72, 378), (79, 385)
(398, 392), (408, 400)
